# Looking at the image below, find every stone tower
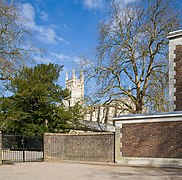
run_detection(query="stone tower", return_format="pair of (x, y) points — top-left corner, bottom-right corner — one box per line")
(65, 70), (84, 107)
(168, 30), (182, 111)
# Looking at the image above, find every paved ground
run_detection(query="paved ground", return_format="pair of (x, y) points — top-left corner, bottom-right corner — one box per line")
(0, 162), (181, 180)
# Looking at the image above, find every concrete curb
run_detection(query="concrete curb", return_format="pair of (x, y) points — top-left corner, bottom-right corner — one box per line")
(47, 160), (182, 169)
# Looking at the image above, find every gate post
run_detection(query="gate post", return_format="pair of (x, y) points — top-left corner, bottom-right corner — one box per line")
(0, 131), (2, 165)
(22, 135), (25, 162)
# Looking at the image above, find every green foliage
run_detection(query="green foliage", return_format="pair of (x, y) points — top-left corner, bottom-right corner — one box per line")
(0, 63), (82, 135)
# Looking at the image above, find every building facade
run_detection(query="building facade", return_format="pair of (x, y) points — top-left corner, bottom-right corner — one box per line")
(168, 30), (182, 111)
(64, 70), (84, 107)
(65, 70), (130, 125)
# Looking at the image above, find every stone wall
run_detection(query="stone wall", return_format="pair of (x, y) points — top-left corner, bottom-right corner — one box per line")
(44, 132), (114, 163)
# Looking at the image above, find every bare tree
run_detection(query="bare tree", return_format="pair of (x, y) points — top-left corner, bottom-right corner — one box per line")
(0, 0), (39, 93)
(82, 0), (180, 114)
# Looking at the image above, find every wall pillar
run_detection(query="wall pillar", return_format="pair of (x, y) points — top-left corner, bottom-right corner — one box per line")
(115, 127), (121, 163)
(168, 30), (182, 111)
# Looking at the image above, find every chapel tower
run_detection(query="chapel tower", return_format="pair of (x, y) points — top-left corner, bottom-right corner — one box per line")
(65, 70), (84, 107)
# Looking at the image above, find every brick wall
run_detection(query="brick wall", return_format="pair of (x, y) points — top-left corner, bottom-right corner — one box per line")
(174, 45), (182, 111)
(44, 132), (114, 162)
(121, 121), (182, 158)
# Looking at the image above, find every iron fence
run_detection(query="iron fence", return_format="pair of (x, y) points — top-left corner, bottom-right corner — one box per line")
(2, 134), (44, 163)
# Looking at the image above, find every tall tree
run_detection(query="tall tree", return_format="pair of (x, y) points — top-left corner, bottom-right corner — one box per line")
(0, 64), (82, 135)
(83, 0), (180, 114)
(0, 0), (39, 94)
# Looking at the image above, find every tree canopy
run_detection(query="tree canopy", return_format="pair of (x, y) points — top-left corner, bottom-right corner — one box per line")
(83, 0), (181, 114)
(0, 63), (82, 135)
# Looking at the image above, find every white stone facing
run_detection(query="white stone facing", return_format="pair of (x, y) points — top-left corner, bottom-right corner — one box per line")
(120, 133), (122, 138)
(114, 111), (182, 120)
(174, 96), (176, 101)
(174, 87), (176, 93)
(113, 111), (182, 127)
(116, 157), (182, 168)
(115, 117), (182, 127)
(168, 30), (182, 112)
(174, 79), (176, 84)
(174, 104), (176, 110)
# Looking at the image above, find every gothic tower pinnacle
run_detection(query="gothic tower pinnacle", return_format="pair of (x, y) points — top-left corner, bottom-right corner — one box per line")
(65, 69), (84, 107)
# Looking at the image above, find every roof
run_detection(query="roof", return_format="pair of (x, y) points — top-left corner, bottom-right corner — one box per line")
(113, 111), (182, 121)
(168, 29), (182, 39)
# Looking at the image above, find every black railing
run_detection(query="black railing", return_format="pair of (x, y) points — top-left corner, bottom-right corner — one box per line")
(2, 134), (44, 163)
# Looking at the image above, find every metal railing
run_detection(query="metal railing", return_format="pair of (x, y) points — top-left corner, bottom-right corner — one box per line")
(2, 134), (44, 163)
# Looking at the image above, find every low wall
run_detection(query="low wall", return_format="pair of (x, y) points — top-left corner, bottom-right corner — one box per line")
(44, 132), (114, 163)
(114, 112), (182, 168)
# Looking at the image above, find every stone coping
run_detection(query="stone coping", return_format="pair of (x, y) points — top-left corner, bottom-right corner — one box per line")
(168, 29), (182, 39)
(113, 111), (182, 121)
(45, 132), (114, 136)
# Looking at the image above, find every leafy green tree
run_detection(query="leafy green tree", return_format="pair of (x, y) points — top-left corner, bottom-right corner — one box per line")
(0, 63), (82, 135)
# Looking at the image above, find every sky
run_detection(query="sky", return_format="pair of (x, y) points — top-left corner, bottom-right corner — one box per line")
(18, 0), (182, 88)
(18, 0), (113, 87)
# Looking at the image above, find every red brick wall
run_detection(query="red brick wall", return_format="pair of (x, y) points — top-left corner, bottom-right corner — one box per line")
(121, 121), (182, 158)
(44, 132), (114, 162)
(174, 45), (182, 111)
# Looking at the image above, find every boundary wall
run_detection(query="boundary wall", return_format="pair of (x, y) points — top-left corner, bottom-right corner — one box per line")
(44, 132), (115, 163)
